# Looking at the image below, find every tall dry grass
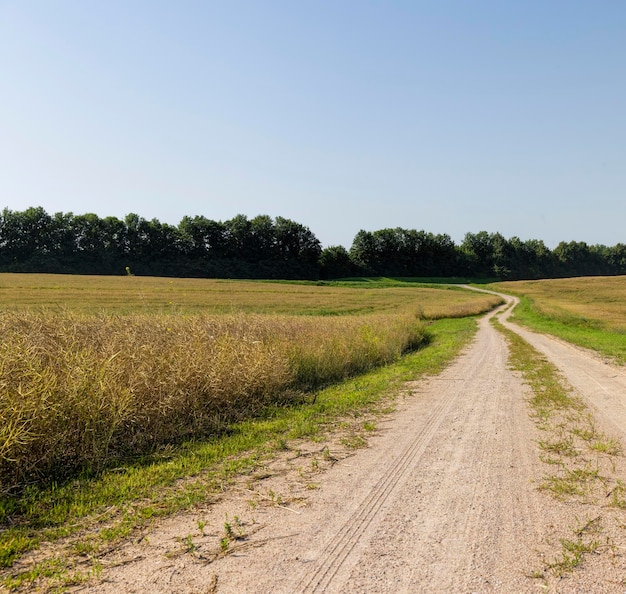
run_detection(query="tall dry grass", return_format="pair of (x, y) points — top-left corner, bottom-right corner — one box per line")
(0, 310), (427, 489)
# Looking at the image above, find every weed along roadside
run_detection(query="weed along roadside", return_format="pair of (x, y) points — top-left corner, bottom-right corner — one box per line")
(471, 284), (626, 588)
(493, 315), (625, 581)
(0, 310), (430, 489)
(0, 276), (497, 591)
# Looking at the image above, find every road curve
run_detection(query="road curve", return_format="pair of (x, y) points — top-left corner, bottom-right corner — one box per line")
(186, 298), (563, 593)
(87, 292), (626, 593)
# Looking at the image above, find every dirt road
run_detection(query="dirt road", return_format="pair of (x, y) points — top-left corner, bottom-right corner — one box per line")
(89, 294), (626, 593)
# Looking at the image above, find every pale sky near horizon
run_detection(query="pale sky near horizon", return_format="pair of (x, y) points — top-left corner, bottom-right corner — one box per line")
(1, 1), (624, 250)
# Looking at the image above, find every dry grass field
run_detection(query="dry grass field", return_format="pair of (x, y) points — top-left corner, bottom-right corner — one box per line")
(0, 274), (501, 489)
(496, 276), (626, 333)
(0, 273), (499, 317)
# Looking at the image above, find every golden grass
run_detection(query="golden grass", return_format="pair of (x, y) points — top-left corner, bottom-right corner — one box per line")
(0, 273), (501, 318)
(0, 274), (501, 489)
(496, 276), (626, 332)
(0, 309), (428, 488)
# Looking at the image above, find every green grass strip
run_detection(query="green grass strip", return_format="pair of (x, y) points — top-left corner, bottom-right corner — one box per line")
(494, 316), (582, 420)
(493, 315), (620, 580)
(494, 293), (626, 365)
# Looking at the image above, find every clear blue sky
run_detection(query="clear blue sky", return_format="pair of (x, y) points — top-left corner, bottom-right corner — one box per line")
(1, 1), (624, 249)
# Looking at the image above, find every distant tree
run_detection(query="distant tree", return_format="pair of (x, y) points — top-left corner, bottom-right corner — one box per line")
(179, 216), (228, 261)
(349, 228), (460, 277)
(506, 237), (555, 279)
(0, 207), (56, 270)
(2, 205), (623, 281)
(605, 243), (626, 274)
(553, 241), (600, 277)
(224, 214), (253, 260)
(46, 211), (77, 270)
(249, 215), (276, 261)
(408, 230), (458, 276)
(460, 231), (495, 277)
(429, 233), (459, 276)
(70, 213), (121, 273)
(274, 217), (321, 278)
(459, 231), (518, 279)
(349, 230), (378, 274)
(320, 245), (355, 279)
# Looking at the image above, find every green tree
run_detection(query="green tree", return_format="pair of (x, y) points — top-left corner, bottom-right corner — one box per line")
(249, 215), (276, 260)
(606, 243), (626, 274)
(274, 217), (321, 278)
(320, 245), (355, 279)
(349, 230), (377, 274)
(0, 207), (55, 270)
(553, 241), (600, 276)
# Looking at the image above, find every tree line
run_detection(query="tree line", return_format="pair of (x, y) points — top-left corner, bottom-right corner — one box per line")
(1, 207), (625, 280)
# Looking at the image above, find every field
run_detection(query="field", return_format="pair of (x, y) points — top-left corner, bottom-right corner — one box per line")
(0, 274), (501, 489)
(0, 274), (501, 583)
(493, 275), (626, 364)
(0, 273), (495, 318)
(5, 274), (624, 590)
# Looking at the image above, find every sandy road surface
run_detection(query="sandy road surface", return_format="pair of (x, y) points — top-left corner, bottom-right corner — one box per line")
(470, 286), (626, 436)
(85, 295), (626, 593)
(503, 314), (626, 437)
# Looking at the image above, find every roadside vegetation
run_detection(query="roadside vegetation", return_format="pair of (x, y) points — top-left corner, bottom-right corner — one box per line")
(492, 276), (626, 364)
(494, 315), (625, 581)
(0, 309), (428, 489)
(0, 274), (497, 590)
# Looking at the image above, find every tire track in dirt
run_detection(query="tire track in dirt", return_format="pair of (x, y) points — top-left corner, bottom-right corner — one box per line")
(336, 304), (549, 593)
(83, 291), (626, 593)
(291, 302), (549, 593)
(293, 352), (486, 592)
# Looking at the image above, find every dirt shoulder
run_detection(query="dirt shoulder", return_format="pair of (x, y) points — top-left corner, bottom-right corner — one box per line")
(72, 296), (626, 593)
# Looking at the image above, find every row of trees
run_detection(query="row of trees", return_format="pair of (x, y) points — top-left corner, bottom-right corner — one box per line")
(342, 228), (626, 279)
(1, 207), (625, 280)
(0, 207), (322, 279)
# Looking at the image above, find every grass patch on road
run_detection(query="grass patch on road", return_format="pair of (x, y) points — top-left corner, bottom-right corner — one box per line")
(493, 315), (624, 581)
(0, 317), (476, 592)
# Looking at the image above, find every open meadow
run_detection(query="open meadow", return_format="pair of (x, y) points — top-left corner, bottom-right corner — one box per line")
(0, 273), (496, 318)
(0, 273), (501, 489)
(493, 275), (626, 364)
(0, 273), (503, 585)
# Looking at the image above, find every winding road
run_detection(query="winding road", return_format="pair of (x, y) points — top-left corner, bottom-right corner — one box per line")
(89, 291), (626, 593)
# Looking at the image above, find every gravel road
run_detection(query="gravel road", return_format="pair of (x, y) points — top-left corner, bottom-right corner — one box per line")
(86, 293), (626, 593)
